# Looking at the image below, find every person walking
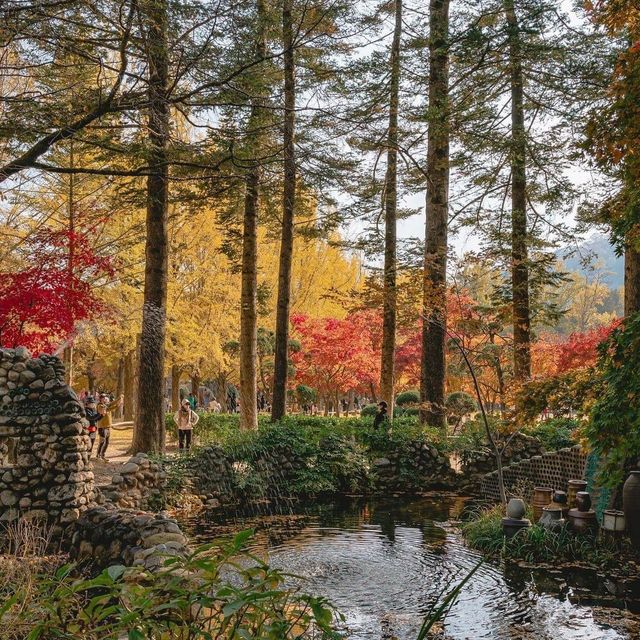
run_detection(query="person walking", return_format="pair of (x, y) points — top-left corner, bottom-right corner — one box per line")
(173, 398), (199, 451)
(373, 401), (388, 429)
(96, 393), (123, 461)
(84, 397), (100, 457)
(188, 392), (197, 410)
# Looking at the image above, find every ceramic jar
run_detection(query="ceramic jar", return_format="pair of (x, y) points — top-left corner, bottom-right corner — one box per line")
(533, 487), (553, 523)
(540, 506), (565, 531)
(575, 491), (592, 513)
(567, 479), (587, 510)
(623, 470), (640, 547)
(547, 490), (570, 517)
(506, 498), (526, 520)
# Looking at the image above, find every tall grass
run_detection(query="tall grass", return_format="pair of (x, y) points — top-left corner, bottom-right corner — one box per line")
(462, 505), (619, 566)
(2, 517), (54, 557)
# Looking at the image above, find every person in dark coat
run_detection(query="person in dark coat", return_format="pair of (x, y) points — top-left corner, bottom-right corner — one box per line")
(84, 397), (100, 456)
(373, 401), (388, 429)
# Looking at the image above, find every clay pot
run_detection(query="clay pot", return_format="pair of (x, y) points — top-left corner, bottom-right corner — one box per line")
(539, 506), (565, 531)
(506, 498), (526, 520)
(533, 487), (553, 523)
(623, 470), (640, 547)
(575, 491), (592, 513)
(568, 507), (597, 536)
(547, 490), (570, 518)
(567, 479), (587, 509)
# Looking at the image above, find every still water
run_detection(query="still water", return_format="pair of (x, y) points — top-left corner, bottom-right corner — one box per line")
(179, 496), (639, 640)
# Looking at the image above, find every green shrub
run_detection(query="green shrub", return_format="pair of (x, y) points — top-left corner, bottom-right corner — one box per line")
(181, 414), (447, 498)
(360, 403), (378, 417)
(445, 416), (493, 455)
(525, 418), (578, 451)
(296, 384), (317, 405)
(587, 314), (640, 487)
(446, 391), (476, 427)
(0, 532), (344, 640)
(395, 390), (419, 406)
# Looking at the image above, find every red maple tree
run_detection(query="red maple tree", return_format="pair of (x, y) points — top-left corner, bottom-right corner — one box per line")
(0, 225), (114, 353)
(555, 321), (620, 373)
(291, 310), (381, 403)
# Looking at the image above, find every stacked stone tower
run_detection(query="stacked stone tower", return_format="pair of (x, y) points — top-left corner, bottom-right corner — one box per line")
(0, 347), (95, 536)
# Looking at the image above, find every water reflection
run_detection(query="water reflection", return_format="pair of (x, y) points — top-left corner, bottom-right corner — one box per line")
(179, 496), (638, 640)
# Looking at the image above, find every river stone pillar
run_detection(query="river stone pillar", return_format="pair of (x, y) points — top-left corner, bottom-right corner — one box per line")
(0, 347), (95, 537)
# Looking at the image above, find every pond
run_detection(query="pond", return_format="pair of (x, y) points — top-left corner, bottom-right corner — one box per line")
(178, 496), (640, 640)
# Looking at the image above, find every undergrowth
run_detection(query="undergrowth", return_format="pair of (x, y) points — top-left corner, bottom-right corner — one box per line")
(462, 505), (619, 566)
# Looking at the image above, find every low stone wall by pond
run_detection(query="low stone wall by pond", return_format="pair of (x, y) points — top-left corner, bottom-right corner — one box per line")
(71, 506), (188, 570)
(461, 432), (545, 479)
(372, 441), (456, 492)
(98, 453), (167, 510)
(186, 444), (235, 503)
(0, 347), (95, 535)
(480, 445), (588, 502)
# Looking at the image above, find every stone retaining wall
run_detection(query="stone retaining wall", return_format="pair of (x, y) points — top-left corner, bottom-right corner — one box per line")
(99, 453), (167, 510)
(71, 506), (188, 570)
(186, 444), (235, 502)
(480, 445), (588, 502)
(372, 440), (456, 492)
(462, 432), (545, 478)
(0, 347), (95, 535)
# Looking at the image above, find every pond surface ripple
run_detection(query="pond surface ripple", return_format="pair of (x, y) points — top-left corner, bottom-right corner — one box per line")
(179, 496), (639, 640)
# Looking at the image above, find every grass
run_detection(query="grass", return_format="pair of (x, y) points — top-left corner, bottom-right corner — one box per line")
(462, 504), (620, 566)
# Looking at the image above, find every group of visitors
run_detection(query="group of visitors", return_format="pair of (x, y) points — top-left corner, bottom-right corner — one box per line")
(82, 393), (123, 461)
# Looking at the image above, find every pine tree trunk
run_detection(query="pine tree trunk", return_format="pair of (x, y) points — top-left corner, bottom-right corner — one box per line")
(625, 240), (640, 316)
(116, 356), (125, 419)
(217, 373), (228, 412)
(131, 0), (170, 453)
(240, 168), (259, 430)
(239, 0), (268, 431)
(505, 0), (531, 382)
(271, 0), (297, 423)
(380, 0), (402, 420)
(123, 351), (135, 420)
(420, 0), (450, 430)
(171, 364), (180, 411)
(191, 373), (200, 406)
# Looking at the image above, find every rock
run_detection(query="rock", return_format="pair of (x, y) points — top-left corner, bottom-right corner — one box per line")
(121, 462), (140, 474)
(14, 346), (30, 361)
(0, 490), (18, 506)
(142, 532), (187, 548)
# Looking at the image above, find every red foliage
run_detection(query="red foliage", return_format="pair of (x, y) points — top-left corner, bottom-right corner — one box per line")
(555, 321), (620, 373)
(395, 293), (480, 386)
(291, 310), (381, 399)
(0, 226), (115, 353)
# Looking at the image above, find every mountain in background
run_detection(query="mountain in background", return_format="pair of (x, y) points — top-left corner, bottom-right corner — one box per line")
(557, 233), (624, 290)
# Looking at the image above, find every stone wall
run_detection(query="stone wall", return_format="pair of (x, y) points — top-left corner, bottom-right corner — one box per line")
(480, 445), (588, 502)
(99, 453), (167, 510)
(461, 432), (545, 478)
(187, 444), (236, 502)
(0, 347), (95, 534)
(71, 506), (188, 570)
(372, 441), (456, 492)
